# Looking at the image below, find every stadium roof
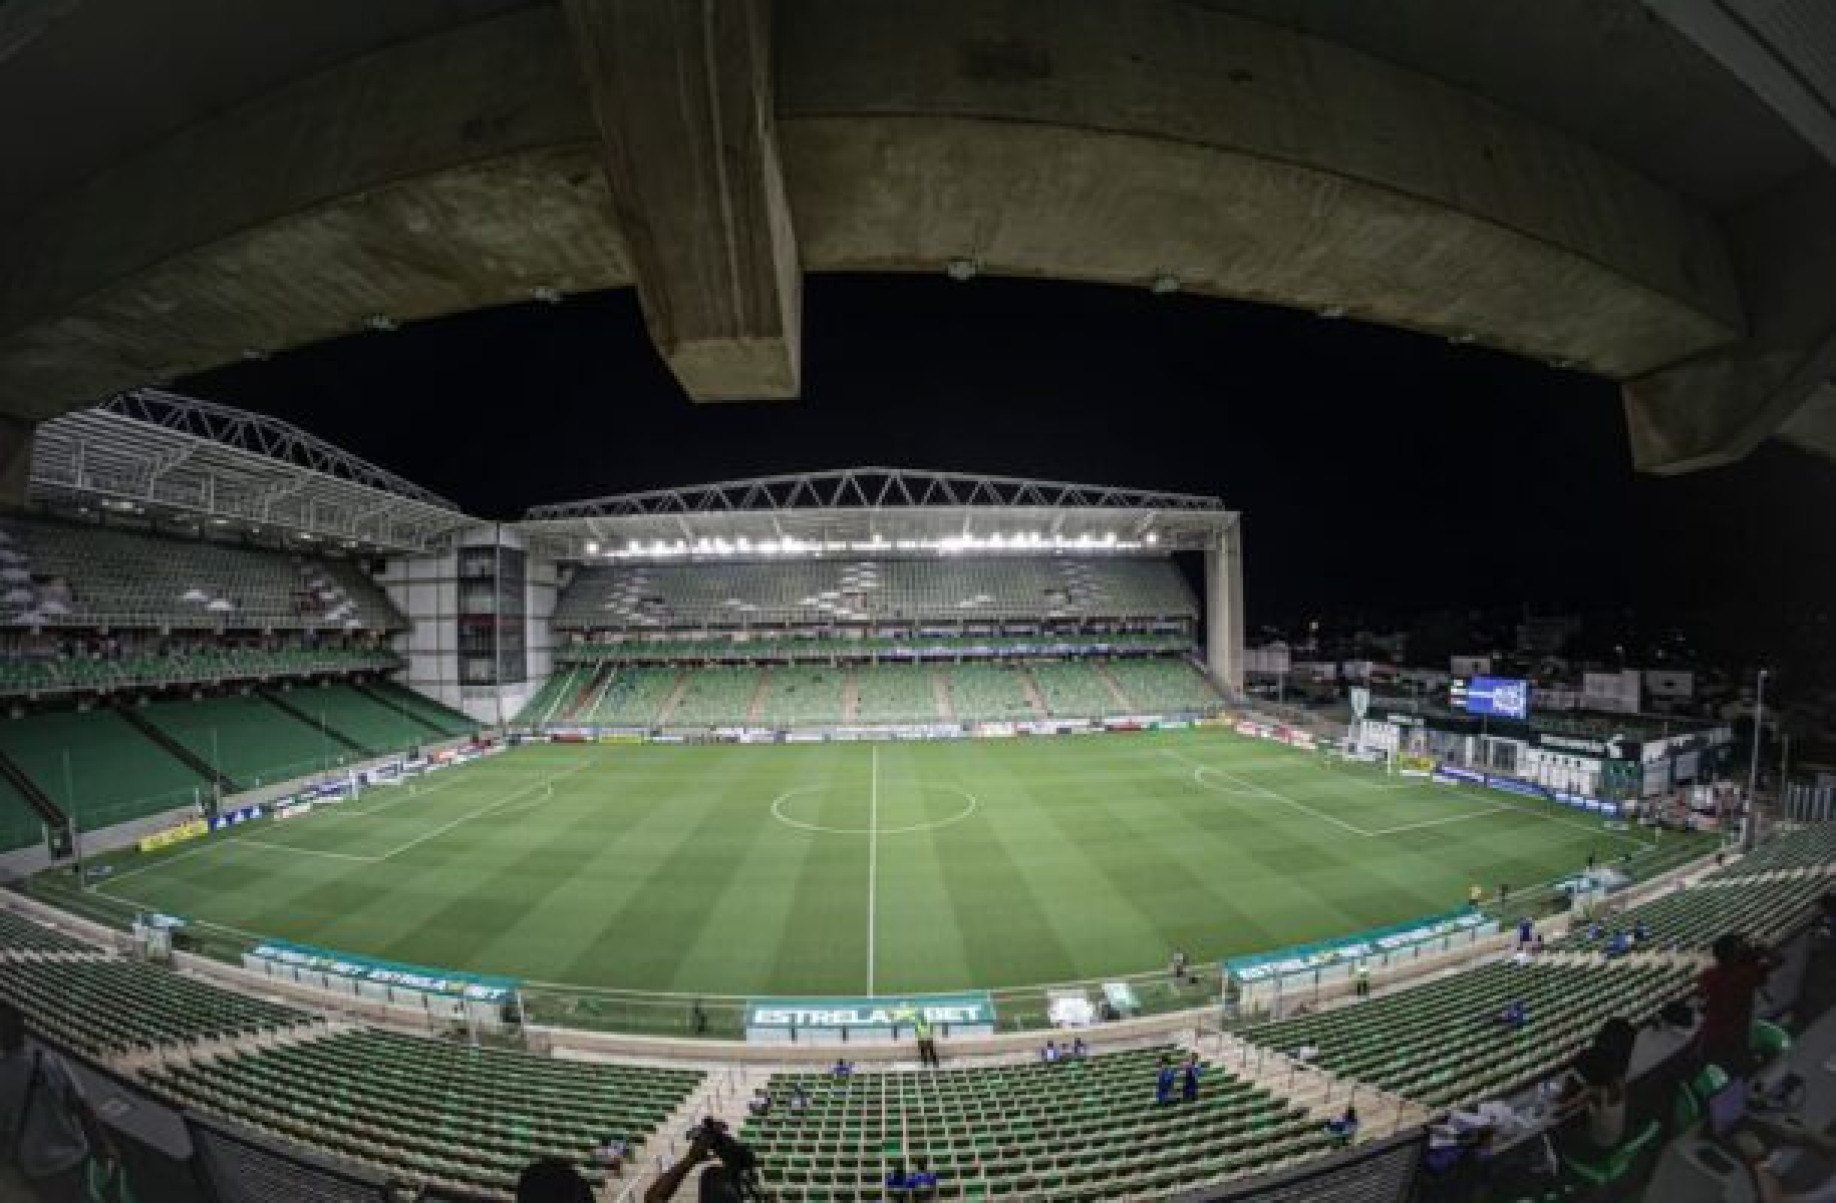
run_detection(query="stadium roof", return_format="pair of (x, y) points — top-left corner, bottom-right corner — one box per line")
(27, 390), (472, 554)
(517, 468), (1235, 561)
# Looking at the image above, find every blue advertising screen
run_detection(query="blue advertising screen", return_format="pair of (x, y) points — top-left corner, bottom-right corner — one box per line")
(1461, 676), (1530, 719)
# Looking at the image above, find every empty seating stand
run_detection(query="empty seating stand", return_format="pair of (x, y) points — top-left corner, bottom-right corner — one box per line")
(1027, 661), (1117, 717)
(1245, 961), (1693, 1108)
(0, 645), (400, 699)
(853, 665), (943, 724)
(944, 665), (1036, 722)
(144, 1029), (703, 1199)
(1556, 875), (1833, 954)
(746, 1046), (1334, 1202)
(362, 680), (478, 740)
(582, 667), (680, 727)
(272, 682), (433, 755)
(554, 557), (1197, 631)
(756, 667), (846, 726)
(0, 516), (404, 632)
(0, 908), (99, 956)
(1708, 824), (1836, 881)
(1104, 658), (1221, 713)
(138, 693), (364, 789)
(668, 667), (761, 727)
(0, 706), (213, 830)
(0, 959), (310, 1057)
(557, 631), (1193, 665)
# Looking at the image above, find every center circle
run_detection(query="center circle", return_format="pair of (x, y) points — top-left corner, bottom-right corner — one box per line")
(770, 783), (980, 836)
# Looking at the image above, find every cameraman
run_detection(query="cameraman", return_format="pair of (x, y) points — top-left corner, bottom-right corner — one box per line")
(1698, 932), (1780, 1076)
(646, 1120), (755, 1203)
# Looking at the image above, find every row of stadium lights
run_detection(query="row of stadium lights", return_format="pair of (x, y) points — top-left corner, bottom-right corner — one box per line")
(91, 499), (365, 551)
(580, 531), (1160, 558)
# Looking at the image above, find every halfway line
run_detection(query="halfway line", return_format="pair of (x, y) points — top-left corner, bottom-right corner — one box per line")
(866, 744), (879, 996)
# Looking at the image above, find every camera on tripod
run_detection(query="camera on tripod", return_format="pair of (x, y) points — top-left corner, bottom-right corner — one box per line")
(688, 1116), (769, 1202)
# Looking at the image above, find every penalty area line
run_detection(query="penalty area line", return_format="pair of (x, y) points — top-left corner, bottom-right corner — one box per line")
(1162, 749), (1371, 837)
(372, 763), (589, 861)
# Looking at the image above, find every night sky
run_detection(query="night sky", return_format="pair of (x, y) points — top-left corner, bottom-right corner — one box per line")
(181, 273), (1835, 653)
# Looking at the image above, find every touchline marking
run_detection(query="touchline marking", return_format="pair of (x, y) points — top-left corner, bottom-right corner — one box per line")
(866, 744), (878, 997)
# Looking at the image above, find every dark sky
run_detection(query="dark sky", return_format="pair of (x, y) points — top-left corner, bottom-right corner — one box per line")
(181, 273), (1836, 646)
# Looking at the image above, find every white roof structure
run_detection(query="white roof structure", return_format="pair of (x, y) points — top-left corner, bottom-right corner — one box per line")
(28, 390), (472, 554)
(519, 468), (1236, 562)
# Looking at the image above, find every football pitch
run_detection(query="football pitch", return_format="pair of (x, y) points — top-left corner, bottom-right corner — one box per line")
(70, 731), (1708, 1000)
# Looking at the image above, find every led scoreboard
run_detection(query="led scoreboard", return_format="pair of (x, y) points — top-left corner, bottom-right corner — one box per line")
(1451, 676), (1530, 720)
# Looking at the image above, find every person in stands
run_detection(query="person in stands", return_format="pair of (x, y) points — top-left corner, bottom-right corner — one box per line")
(1070, 1036), (1088, 1060)
(1154, 1054), (1177, 1105)
(1698, 932), (1780, 1075)
(1181, 1052), (1202, 1103)
(830, 1058), (853, 1078)
(887, 1156), (939, 1198)
(1041, 1040), (1059, 1064)
(1326, 1104), (1360, 1145)
(592, 1134), (628, 1179)
(1497, 1000), (1528, 1030)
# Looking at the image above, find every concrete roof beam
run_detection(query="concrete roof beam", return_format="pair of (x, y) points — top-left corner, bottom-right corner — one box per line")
(565, 0), (802, 401)
(1623, 167), (1836, 473)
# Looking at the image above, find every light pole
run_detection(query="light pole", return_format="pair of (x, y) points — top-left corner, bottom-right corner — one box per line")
(1744, 668), (1767, 852)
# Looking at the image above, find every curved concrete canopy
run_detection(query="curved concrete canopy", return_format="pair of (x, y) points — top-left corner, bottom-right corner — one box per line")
(0, 0), (1831, 473)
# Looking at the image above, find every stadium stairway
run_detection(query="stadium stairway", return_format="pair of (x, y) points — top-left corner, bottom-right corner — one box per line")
(624, 1067), (764, 1196)
(114, 704), (236, 795)
(1093, 662), (1134, 710)
(351, 681), (456, 741)
(569, 666), (616, 723)
(655, 673), (692, 726)
(0, 748), (66, 834)
(746, 670), (771, 724)
(1015, 667), (1050, 719)
(113, 1009), (338, 1077)
(842, 669), (860, 724)
(1198, 1028), (1430, 1138)
(259, 689), (370, 757)
(932, 670), (955, 722)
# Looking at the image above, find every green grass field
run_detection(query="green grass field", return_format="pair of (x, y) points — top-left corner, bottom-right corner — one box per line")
(69, 731), (1709, 1000)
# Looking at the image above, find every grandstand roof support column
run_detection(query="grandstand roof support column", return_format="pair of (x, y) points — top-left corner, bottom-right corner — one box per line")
(0, 414), (35, 507)
(1205, 519), (1244, 696)
(563, 0), (803, 401)
(1623, 168), (1836, 473)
